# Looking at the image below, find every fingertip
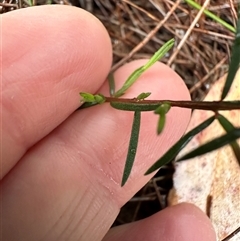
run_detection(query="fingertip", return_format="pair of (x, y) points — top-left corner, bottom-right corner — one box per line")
(104, 203), (216, 241)
(3, 5), (112, 76)
(2, 5), (112, 177)
(163, 203), (216, 241)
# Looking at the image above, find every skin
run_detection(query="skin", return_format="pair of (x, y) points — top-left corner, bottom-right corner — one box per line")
(1, 5), (216, 241)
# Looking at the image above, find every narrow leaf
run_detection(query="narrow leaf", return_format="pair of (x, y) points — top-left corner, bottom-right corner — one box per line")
(145, 116), (215, 175)
(121, 111), (141, 186)
(79, 92), (95, 102)
(221, 7), (240, 100)
(110, 101), (162, 112)
(185, 0), (236, 33)
(218, 114), (240, 165)
(94, 94), (106, 104)
(114, 39), (174, 97)
(177, 128), (240, 162)
(114, 66), (145, 97)
(156, 113), (166, 135)
(136, 92), (151, 100)
(154, 104), (171, 134)
(79, 101), (98, 109)
(108, 72), (115, 96)
(79, 93), (105, 109)
(142, 39), (175, 70)
(154, 103), (171, 114)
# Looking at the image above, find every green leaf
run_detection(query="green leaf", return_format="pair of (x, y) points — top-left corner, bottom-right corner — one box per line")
(79, 101), (98, 109)
(218, 114), (240, 165)
(142, 38), (175, 70)
(79, 92), (95, 102)
(185, 0), (236, 33)
(94, 94), (106, 104)
(177, 128), (240, 162)
(110, 101), (163, 112)
(121, 111), (141, 186)
(136, 92), (151, 100)
(221, 7), (240, 100)
(114, 66), (145, 97)
(154, 103), (171, 114)
(114, 39), (175, 97)
(145, 116), (215, 175)
(79, 93), (105, 106)
(108, 72), (115, 96)
(154, 104), (171, 134)
(156, 113), (166, 135)
(218, 113), (237, 131)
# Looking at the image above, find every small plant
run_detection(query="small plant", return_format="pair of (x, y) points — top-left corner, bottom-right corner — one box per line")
(79, 31), (240, 185)
(79, 4), (240, 241)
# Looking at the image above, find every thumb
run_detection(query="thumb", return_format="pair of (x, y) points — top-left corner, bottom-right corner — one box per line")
(103, 203), (216, 241)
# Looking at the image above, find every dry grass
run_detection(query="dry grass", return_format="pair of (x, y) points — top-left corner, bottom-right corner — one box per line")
(1, 0), (238, 232)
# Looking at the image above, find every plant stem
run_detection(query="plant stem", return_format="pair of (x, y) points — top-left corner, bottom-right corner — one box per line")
(105, 97), (240, 111)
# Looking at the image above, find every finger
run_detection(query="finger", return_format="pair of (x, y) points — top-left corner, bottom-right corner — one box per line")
(2, 60), (191, 241)
(103, 203), (216, 241)
(2, 5), (112, 178)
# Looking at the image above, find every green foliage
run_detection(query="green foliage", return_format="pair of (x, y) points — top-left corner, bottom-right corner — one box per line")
(80, 92), (105, 104)
(94, 94), (106, 104)
(110, 101), (166, 112)
(80, 92), (95, 102)
(185, 0), (236, 33)
(177, 128), (240, 161)
(79, 5), (240, 187)
(121, 111), (141, 186)
(154, 104), (171, 134)
(218, 114), (240, 165)
(108, 72), (115, 96)
(145, 116), (215, 174)
(136, 92), (151, 100)
(113, 39), (175, 97)
(221, 7), (240, 100)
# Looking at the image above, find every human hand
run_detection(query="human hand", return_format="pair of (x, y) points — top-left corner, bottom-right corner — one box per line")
(2, 5), (216, 241)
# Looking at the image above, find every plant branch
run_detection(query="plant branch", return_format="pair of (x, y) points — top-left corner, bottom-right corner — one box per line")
(105, 97), (240, 111)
